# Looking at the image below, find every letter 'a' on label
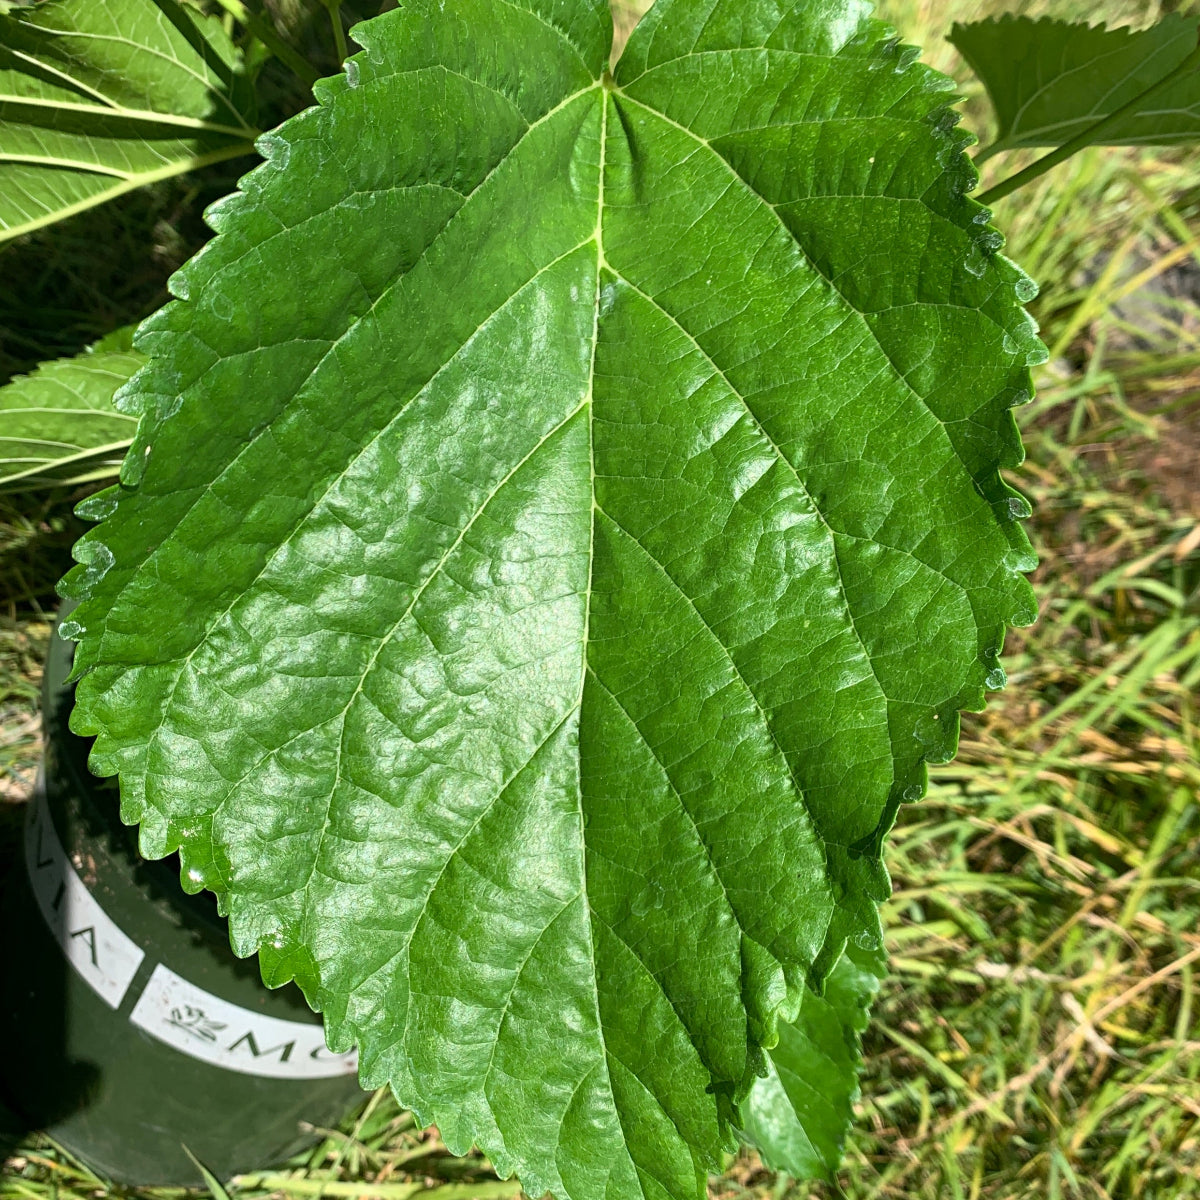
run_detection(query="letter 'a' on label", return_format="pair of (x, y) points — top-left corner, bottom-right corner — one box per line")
(25, 780), (145, 1009)
(130, 964), (359, 1080)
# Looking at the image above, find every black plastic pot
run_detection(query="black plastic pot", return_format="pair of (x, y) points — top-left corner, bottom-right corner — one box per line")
(0, 613), (367, 1185)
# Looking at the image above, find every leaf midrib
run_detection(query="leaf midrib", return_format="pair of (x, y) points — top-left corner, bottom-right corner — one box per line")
(87, 47), (987, 915)
(0, 139), (255, 241)
(0, 92), (255, 138)
(15, 21), (251, 130)
(125, 67), (875, 954)
(110, 69), (944, 1147)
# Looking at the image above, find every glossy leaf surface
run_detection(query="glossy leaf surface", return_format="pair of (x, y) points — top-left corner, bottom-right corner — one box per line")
(0, 327), (140, 491)
(64, 0), (1040, 1195)
(740, 944), (884, 1181)
(0, 0), (257, 242)
(952, 15), (1200, 155)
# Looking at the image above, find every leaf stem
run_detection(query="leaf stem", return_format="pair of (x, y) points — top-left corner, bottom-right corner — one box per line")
(976, 40), (1200, 207)
(971, 141), (1004, 166)
(209, 0), (319, 88)
(322, 0), (349, 67)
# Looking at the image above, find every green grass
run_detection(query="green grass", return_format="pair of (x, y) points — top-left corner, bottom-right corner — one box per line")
(4, 0), (1200, 1198)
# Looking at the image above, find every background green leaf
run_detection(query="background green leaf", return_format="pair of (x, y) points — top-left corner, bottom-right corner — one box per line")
(0, 0), (258, 242)
(62, 0), (1040, 1196)
(740, 943), (886, 1182)
(0, 326), (140, 491)
(951, 14), (1200, 157)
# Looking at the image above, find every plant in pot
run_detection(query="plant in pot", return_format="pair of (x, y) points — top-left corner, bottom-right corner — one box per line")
(3, 0), (1199, 1191)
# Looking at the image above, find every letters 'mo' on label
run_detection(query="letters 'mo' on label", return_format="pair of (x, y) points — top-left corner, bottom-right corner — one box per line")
(130, 964), (359, 1079)
(25, 783), (146, 1009)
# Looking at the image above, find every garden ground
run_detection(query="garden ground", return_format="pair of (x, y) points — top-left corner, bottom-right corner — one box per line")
(3, 0), (1200, 1197)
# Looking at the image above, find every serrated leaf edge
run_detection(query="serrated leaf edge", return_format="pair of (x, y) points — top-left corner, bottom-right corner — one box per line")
(60, 7), (1042, 1198)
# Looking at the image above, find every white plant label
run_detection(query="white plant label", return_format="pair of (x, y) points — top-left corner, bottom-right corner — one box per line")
(130, 963), (359, 1079)
(25, 782), (146, 1008)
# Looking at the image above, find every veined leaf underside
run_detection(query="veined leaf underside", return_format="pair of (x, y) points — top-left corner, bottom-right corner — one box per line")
(0, 0), (257, 241)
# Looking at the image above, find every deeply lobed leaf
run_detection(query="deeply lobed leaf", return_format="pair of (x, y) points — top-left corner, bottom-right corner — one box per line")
(63, 0), (1040, 1195)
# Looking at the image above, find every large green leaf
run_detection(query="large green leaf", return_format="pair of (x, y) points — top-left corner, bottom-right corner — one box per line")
(951, 15), (1200, 157)
(62, 0), (1040, 1195)
(0, 327), (141, 491)
(0, 0), (258, 242)
(741, 943), (885, 1181)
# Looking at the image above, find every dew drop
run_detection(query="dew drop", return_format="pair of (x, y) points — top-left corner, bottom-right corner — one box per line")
(122, 452), (146, 487)
(256, 132), (291, 170)
(344, 59), (360, 88)
(58, 619), (84, 640)
(1006, 495), (1030, 520)
(204, 192), (238, 230)
(82, 542), (115, 583)
(1014, 275), (1038, 303)
(963, 244), (987, 278)
(76, 491), (118, 521)
(599, 281), (620, 314)
(903, 784), (923, 802)
(210, 290), (233, 321)
(986, 666), (1007, 690)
